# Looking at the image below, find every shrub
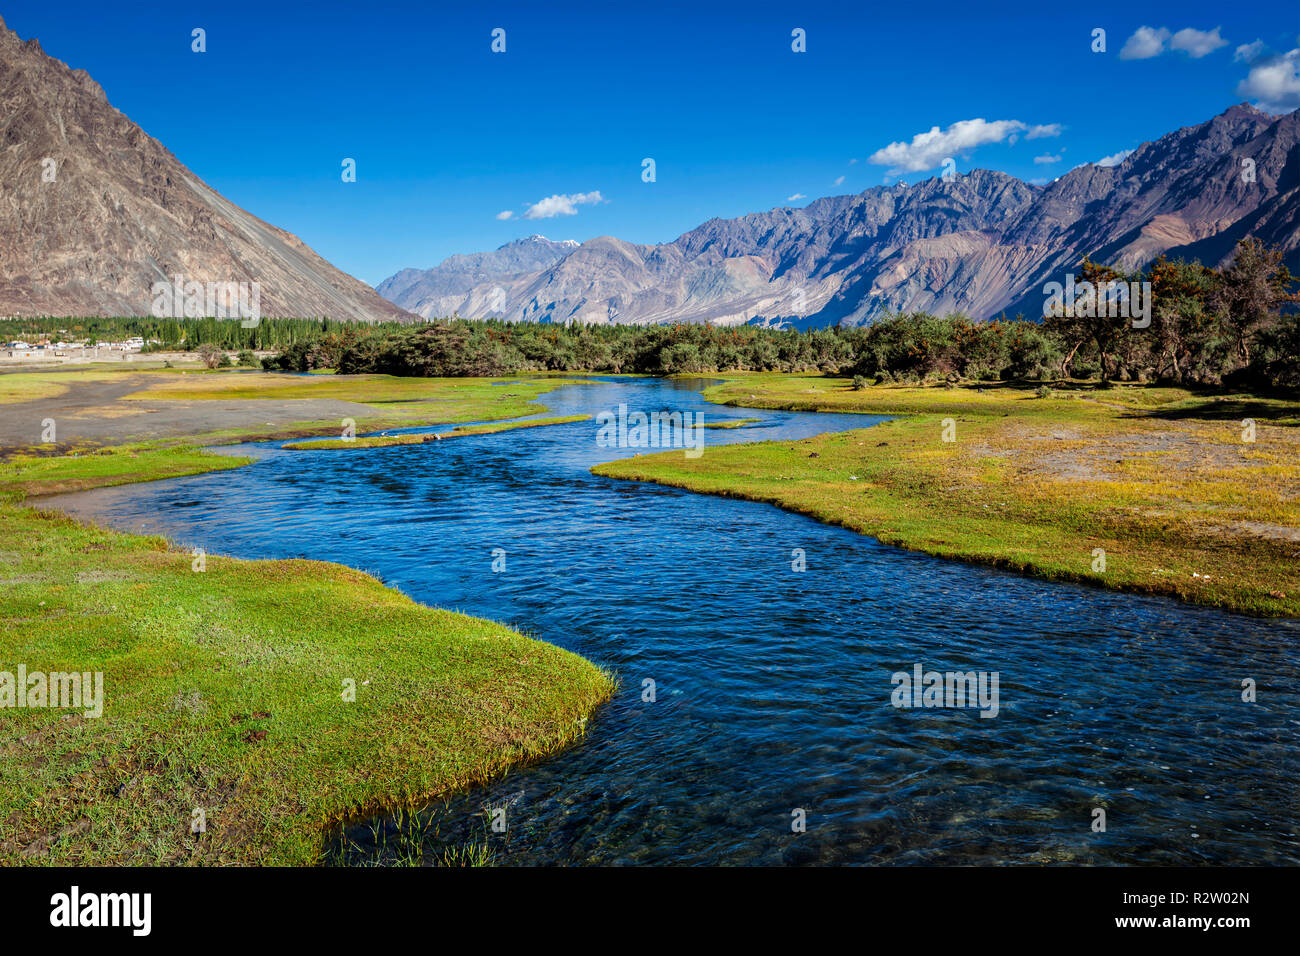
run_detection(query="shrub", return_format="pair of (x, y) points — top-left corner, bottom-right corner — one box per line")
(196, 343), (224, 369)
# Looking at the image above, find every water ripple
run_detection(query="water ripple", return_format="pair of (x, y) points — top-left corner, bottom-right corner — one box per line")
(46, 376), (1300, 865)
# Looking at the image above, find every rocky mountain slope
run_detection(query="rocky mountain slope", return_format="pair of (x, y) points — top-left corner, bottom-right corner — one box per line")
(376, 235), (578, 320)
(382, 104), (1299, 327)
(0, 17), (408, 321)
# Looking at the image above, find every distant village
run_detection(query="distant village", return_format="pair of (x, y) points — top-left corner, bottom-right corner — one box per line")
(1, 334), (151, 364)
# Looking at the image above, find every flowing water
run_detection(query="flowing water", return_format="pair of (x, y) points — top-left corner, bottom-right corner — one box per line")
(47, 377), (1300, 865)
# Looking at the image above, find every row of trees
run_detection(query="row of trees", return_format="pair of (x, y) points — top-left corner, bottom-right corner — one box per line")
(264, 239), (1295, 389)
(1044, 238), (1297, 387)
(260, 239), (1293, 389)
(0, 316), (381, 350)
(6, 239), (1293, 389)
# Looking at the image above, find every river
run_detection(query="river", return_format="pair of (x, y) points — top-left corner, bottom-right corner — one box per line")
(46, 376), (1300, 865)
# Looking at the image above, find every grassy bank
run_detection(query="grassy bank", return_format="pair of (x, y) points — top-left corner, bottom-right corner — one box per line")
(282, 414), (592, 451)
(595, 374), (1300, 617)
(0, 381), (615, 865)
(118, 371), (593, 446)
(0, 368), (126, 404)
(0, 442), (252, 499)
(0, 367), (593, 455)
(445, 413), (590, 437)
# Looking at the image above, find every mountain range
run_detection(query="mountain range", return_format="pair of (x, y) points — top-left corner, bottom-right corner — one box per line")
(376, 235), (579, 318)
(3, 12), (1296, 328)
(381, 105), (1300, 328)
(0, 16), (407, 321)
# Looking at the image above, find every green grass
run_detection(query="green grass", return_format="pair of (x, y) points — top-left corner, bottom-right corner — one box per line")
(281, 415), (592, 451)
(0, 443), (253, 502)
(115, 372), (596, 446)
(123, 370), (576, 405)
(281, 434), (430, 451)
(0, 366), (597, 451)
(702, 418), (760, 429)
(325, 805), (496, 867)
(0, 369), (124, 404)
(0, 399), (615, 865)
(595, 374), (1300, 617)
(444, 413), (591, 437)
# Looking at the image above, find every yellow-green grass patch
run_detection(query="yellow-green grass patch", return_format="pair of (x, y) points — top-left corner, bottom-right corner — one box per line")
(0, 369), (127, 404)
(595, 375), (1300, 617)
(0, 422), (614, 865)
(283, 415), (591, 450)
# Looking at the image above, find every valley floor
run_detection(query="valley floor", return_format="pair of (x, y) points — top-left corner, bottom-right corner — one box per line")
(4, 365), (1297, 865)
(594, 374), (1300, 618)
(0, 364), (589, 455)
(0, 369), (613, 865)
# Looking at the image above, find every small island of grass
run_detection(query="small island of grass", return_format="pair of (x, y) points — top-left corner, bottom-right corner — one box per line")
(282, 414), (591, 450)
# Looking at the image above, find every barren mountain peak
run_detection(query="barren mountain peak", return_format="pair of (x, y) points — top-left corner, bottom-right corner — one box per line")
(0, 26), (409, 321)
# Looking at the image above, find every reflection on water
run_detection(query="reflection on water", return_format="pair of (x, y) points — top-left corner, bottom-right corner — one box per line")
(47, 377), (1300, 865)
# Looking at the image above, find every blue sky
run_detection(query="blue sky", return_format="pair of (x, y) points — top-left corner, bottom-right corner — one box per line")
(5, 1), (1297, 284)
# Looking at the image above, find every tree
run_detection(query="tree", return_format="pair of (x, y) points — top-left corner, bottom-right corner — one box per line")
(196, 343), (224, 369)
(1148, 256), (1223, 383)
(1211, 237), (1298, 365)
(1043, 257), (1132, 380)
(659, 341), (704, 374)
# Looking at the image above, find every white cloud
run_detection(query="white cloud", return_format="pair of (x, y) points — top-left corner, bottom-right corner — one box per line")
(848, 158), (858, 165)
(867, 118), (1030, 174)
(1095, 149), (1134, 168)
(521, 191), (605, 220)
(1237, 48), (1300, 112)
(1121, 25), (1229, 61)
(495, 210), (514, 220)
(832, 175), (845, 186)
(1033, 154), (1062, 165)
(1170, 26), (1228, 58)
(1120, 26), (1170, 60)
(1234, 39), (1266, 64)
(787, 193), (807, 202)
(1026, 124), (1063, 139)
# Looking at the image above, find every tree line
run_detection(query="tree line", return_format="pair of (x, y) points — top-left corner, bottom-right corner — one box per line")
(5, 238), (1293, 390)
(0, 316), (383, 350)
(265, 239), (1296, 390)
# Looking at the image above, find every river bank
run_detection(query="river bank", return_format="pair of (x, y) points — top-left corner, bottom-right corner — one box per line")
(594, 374), (1300, 617)
(0, 366), (589, 455)
(0, 370), (615, 865)
(8, 369), (1299, 866)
